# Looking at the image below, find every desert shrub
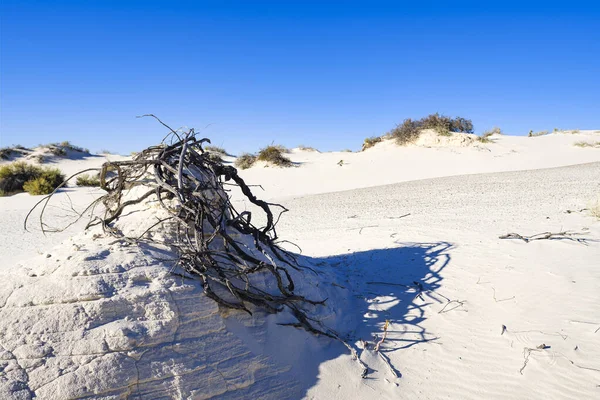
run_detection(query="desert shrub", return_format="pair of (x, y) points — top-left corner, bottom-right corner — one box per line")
(76, 173), (101, 187)
(235, 153), (257, 170)
(362, 136), (382, 151)
(23, 177), (56, 195)
(297, 145), (319, 152)
(0, 162), (64, 196)
(574, 141), (600, 148)
(205, 145), (227, 155)
(388, 118), (421, 145)
(257, 145), (292, 167)
(0, 146), (30, 160)
(388, 113), (474, 145)
(530, 130), (549, 137)
(0, 147), (14, 160)
(56, 141), (89, 153)
(28, 154), (45, 163)
(341, 149), (353, 152)
(478, 127), (502, 143)
(42, 141), (89, 156)
(48, 146), (67, 156)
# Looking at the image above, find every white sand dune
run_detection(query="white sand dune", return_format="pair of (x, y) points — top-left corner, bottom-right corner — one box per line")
(0, 133), (599, 399)
(236, 130), (600, 200)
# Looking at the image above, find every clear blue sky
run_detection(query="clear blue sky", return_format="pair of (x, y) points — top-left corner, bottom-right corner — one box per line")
(1, 1), (599, 154)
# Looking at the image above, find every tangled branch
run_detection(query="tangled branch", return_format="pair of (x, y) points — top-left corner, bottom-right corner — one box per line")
(25, 117), (369, 376)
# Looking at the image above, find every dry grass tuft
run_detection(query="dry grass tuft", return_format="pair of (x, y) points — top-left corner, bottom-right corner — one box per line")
(362, 136), (382, 151)
(297, 145), (319, 152)
(478, 127), (502, 143)
(234, 153), (257, 169)
(257, 145), (292, 167)
(204, 145), (228, 155)
(574, 141), (600, 148)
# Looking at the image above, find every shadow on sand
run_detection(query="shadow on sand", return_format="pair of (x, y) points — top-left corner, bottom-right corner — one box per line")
(223, 241), (453, 398)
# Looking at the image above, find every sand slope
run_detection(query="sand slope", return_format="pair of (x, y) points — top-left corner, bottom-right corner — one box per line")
(0, 135), (599, 399)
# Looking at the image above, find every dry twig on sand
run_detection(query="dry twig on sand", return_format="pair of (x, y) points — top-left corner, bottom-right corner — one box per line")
(26, 115), (369, 377)
(499, 231), (587, 244)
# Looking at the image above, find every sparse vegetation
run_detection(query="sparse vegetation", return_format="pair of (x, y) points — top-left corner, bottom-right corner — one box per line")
(235, 153), (257, 169)
(0, 146), (30, 160)
(574, 141), (600, 148)
(0, 162), (65, 196)
(297, 145), (319, 152)
(572, 129), (580, 134)
(530, 130), (549, 137)
(362, 136), (382, 151)
(341, 149), (353, 152)
(388, 113), (474, 146)
(42, 141), (89, 157)
(204, 145), (227, 155)
(478, 127), (502, 143)
(76, 173), (101, 187)
(257, 145), (292, 167)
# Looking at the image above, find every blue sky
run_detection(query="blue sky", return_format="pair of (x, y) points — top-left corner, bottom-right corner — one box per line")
(1, 1), (599, 153)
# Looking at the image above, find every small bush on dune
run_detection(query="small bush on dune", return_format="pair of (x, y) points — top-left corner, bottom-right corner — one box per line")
(478, 127), (502, 143)
(204, 145), (227, 155)
(297, 145), (319, 152)
(362, 136), (382, 151)
(23, 177), (56, 195)
(529, 130), (549, 137)
(0, 146), (30, 160)
(388, 113), (474, 146)
(76, 173), (101, 187)
(0, 162), (65, 196)
(235, 153), (257, 169)
(42, 141), (89, 157)
(0, 147), (14, 160)
(257, 145), (292, 167)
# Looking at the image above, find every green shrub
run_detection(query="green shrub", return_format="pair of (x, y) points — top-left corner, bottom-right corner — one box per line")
(23, 177), (56, 195)
(235, 153), (257, 170)
(257, 145), (292, 167)
(387, 113), (474, 145)
(0, 162), (65, 196)
(76, 173), (101, 187)
(362, 136), (382, 151)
